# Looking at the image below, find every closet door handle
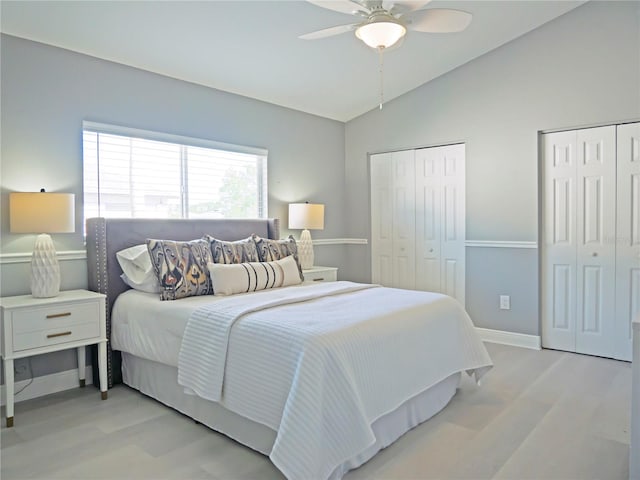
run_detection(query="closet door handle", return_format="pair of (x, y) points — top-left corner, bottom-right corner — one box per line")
(592, 252), (598, 257)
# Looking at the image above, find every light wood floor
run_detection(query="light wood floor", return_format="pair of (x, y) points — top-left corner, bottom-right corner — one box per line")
(1, 343), (632, 480)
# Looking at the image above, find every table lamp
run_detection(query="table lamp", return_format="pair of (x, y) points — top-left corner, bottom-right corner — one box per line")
(288, 202), (324, 270)
(9, 190), (75, 298)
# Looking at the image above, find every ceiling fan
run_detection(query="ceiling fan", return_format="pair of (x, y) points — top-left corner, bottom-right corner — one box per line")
(299, 0), (472, 49)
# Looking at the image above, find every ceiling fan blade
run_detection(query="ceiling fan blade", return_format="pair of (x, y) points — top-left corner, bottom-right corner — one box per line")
(402, 8), (472, 33)
(306, 0), (369, 16)
(299, 23), (358, 40)
(384, 0), (432, 15)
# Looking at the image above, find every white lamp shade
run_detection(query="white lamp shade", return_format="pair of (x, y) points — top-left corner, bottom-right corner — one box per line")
(356, 19), (406, 49)
(288, 203), (325, 230)
(10, 192), (75, 233)
(9, 191), (75, 298)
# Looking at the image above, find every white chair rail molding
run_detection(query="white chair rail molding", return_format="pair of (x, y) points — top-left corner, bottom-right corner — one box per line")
(9, 189), (75, 298)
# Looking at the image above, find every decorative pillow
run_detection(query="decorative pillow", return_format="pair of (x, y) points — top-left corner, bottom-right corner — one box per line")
(116, 244), (161, 293)
(146, 238), (213, 300)
(252, 234), (304, 281)
(207, 255), (302, 296)
(205, 235), (260, 264)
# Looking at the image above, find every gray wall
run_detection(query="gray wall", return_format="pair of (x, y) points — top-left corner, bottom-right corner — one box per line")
(344, 1), (640, 335)
(0, 34), (346, 382)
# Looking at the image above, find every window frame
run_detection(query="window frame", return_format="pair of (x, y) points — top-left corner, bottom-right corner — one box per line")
(82, 121), (268, 220)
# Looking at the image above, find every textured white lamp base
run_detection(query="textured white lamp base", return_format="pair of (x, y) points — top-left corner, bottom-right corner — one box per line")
(298, 229), (314, 270)
(31, 234), (61, 298)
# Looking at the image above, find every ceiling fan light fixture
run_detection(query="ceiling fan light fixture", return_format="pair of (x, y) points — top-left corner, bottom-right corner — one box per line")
(355, 15), (406, 49)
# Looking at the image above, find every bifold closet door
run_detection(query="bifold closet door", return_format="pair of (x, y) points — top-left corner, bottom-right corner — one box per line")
(616, 122), (640, 360)
(371, 145), (465, 302)
(370, 150), (416, 289)
(371, 153), (393, 286)
(542, 130), (578, 352)
(415, 144), (465, 304)
(574, 126), (616, 358)
(542, 126), (617, 358)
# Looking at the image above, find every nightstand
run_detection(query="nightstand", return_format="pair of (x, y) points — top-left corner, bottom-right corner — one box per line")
(0, 289), (108, 427)
(303, 266), (338, 282)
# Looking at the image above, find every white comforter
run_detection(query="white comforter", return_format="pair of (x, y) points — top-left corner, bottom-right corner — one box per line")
(178, 281), (492, 480)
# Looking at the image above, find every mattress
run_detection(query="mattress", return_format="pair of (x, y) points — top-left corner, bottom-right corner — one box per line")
(111, 289), (219, 366)
(111, 283), (323, 366)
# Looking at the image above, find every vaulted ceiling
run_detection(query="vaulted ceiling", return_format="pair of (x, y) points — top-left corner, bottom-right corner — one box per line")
(1, 1), (585, 121)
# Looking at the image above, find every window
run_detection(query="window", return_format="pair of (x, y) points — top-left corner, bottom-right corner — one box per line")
(83, 122), (267, 221)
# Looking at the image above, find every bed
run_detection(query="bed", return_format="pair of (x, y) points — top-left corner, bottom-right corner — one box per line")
(86, 217), (492, 480)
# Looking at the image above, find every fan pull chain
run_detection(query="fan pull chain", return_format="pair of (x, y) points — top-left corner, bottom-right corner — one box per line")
(378, 46), (385, 110)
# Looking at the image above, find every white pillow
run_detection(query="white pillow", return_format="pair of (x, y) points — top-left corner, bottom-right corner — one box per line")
(120, 273), (161, 294)
(208, 255), (302, 296)
(116, 244), (160, 293)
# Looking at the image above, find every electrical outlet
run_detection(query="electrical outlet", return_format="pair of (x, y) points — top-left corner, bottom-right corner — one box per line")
(499, 295), (511, 310)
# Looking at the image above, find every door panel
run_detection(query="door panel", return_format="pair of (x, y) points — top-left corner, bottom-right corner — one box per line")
(581, 175), (603, 246)
(552, 264), (572, 330)
(553, 177), (573, 244)
(575, 126), (616, 358)
(581, 265), (602, 333)
(439, 144), (466, 305)
(392, 151), (416, 289)
(415, 147), (442, 292)
(616, 122), (640, 360)
(543, 130), (578, 352)
(443, 258), (458, 299)
(370, 153), (393, 286)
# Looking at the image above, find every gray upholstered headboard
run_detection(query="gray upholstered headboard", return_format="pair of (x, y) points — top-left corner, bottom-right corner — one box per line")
(85, 217), (280, 387)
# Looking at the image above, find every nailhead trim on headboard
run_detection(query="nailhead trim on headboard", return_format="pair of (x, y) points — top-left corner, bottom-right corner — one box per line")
(88, 218), (115, 388)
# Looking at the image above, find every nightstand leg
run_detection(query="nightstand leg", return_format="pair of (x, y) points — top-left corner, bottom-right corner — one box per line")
(4, 358), (14, 427)
(98, 341), (107, 400)
(77, 346), (86, 387)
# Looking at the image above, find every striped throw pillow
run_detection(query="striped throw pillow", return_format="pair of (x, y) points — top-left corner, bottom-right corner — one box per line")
(207, 255), (302, 296)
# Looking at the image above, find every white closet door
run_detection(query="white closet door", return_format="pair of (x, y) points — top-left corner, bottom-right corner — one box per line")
(415, 147), (442, 293)
(391, 150), (416, 289)
(575, 126), (616, 358)
(440, 144), (466, 304)
(616, 122), (640, 361)
(370, 153), (394, 286)
(370, 150), (416, 289)
(542, 130), (578, 352)
(415, 144), (465, 303)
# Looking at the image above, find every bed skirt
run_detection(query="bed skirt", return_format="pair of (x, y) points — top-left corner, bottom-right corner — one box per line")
(121, 352), (461, 479)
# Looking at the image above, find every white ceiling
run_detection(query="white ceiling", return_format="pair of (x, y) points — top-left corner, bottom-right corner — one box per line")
(1, 0), (585, 122)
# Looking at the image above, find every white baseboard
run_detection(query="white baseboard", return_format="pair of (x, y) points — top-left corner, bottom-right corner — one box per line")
(1, 366), (93, 406)
(476, 327), (541, 350)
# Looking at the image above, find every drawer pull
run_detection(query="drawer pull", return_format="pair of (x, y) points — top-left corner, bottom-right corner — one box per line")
(46, 312), (71, 319)
(313, 278), (325, 282)
(47, 331), (72, 339)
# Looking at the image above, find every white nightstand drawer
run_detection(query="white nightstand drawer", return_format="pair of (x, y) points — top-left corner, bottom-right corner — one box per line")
(303, 266), (338, 282)
(13, 321), (100, 351)
(12, 302), (99, 335)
